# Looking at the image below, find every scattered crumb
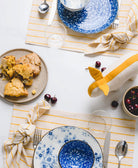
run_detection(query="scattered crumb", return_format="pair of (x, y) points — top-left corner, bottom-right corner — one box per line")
(2, 78), (6, 81)
(32, 90), (36, 95)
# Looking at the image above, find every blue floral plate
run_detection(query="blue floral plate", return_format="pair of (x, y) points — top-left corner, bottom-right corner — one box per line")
(33, 126), (103, 168)
(57, 0), (118, 34)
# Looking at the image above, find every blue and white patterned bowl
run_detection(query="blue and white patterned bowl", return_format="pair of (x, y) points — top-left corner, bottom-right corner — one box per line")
(58, 140), (94, 168)
(33, 126), (103, 168)
(58, 0), (118, 34)
(60, 0), (90, 11)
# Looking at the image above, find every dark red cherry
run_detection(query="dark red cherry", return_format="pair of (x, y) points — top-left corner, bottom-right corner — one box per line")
(44, 94), (51, 102)
(51, 97), (57, 104)
(111, 100), (119, 108)
(95, 61), (101, 68)
(101, 67), (106, 72)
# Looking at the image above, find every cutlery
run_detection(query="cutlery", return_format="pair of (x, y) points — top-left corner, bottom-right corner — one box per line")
(112, 0), (121, 28)
(38, 0), (49, 14)
(103, 131), (111, 168)
(33, 129), (42, 149)
(48, 0), (58, 25)
(32, 129), (42, 168)
(115, 140), (128, 168)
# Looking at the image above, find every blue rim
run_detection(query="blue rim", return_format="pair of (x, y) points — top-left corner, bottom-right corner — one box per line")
(58, 0), (118, 34)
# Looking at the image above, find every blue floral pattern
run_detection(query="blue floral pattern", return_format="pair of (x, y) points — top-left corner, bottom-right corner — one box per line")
(58, 0), (118, 34)
(59, 140), (94, 168)
(34, 126), (103, 168)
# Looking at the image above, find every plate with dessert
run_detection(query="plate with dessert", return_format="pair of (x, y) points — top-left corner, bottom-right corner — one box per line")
(0, 48), (48, 103)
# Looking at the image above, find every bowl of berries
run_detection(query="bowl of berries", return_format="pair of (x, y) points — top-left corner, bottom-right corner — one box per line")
(122, 86), (138, 118)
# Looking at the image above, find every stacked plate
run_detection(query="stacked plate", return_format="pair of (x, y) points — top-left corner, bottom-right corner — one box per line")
(33, 126), (103, 168)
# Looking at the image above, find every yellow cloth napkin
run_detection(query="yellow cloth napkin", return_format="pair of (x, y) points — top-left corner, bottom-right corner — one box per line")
(3, 101), (51, 168)
(85, 0), (138, 56)
(3, 102), (136, 168)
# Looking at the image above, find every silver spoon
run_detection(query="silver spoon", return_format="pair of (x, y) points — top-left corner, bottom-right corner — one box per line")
(115, 140), (128, 168)
(38, 0), (49, 14)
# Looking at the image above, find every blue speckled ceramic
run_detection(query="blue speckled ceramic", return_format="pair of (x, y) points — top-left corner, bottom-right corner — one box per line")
(33, 126), (103, 168)
(59, 140), (94, 168)
(58, 0), (118, 34)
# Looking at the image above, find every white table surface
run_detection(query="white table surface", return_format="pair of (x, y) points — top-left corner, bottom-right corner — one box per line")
(0, 0), (138, 167)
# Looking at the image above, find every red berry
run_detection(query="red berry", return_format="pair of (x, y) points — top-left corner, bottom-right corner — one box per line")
(51, 97), (57, 104)
(135, 104), (138, 108)
(101, 67), (106, 72)
(128, 105), (134, 111)
(132, 96), (136, 101)
(95, 61), (101, 68)
(125, 99), (131, 105)
(44, 94), (51, 101)
(111, 100), (119, 108)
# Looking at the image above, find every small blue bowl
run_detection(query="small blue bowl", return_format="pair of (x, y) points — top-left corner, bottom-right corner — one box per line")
(60, 0), (90, 11)
(58, 140), (94, 168)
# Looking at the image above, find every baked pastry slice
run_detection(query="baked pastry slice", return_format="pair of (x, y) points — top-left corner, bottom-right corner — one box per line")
(16, 52), (41, 76)
(4, 78), (28, 97)
(1, 55), (16, 79)
(13, 64), (33, 86)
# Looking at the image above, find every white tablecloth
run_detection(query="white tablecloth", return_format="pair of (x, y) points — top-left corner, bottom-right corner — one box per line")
(0, 0), (138, 167)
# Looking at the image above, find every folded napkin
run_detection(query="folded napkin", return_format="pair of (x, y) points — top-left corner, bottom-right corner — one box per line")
(3, 100), (51, 168)
(85, 0), (138, 56)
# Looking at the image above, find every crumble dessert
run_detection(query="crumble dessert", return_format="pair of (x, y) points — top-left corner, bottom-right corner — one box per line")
(4, 78), (28, 97)
(13, 64), (33, 86)
(1, 55), (16, 79)
(16, 52), (41, 76)
(32, 89), (36, 95)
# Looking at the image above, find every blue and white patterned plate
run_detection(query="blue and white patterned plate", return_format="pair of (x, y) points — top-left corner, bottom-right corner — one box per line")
(58, 0), (118, 34)
(33, 126), (103, 168)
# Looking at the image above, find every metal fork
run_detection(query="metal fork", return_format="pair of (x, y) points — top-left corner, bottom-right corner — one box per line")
(112, 0), (121, 29)
(33, 129), (42, 149)
(32, 129), (42, 168)
(112, 15), (119, 29)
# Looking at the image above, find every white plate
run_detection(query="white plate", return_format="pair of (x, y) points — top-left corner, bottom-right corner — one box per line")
(33, 126), (103, 168)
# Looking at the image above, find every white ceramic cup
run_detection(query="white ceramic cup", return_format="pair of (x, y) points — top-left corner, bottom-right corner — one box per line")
(60, 0), (90, 12)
